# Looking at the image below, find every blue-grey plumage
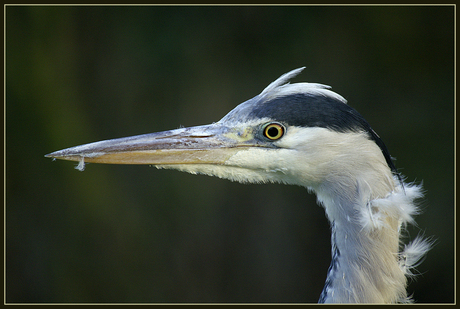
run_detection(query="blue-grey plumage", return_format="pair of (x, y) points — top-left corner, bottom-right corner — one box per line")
(46, 68), (431, 303)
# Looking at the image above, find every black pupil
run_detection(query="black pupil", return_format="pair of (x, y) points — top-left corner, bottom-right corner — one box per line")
(267, 126), (279, 138)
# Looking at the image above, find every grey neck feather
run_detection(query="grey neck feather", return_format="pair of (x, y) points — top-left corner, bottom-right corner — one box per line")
(315, 180), (408, 303)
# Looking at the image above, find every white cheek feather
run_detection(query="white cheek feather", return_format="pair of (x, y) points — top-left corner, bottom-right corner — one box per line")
(156, 155), (294, 185)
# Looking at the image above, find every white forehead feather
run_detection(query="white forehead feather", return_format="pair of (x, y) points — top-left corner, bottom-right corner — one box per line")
(260, 67), (347, 104)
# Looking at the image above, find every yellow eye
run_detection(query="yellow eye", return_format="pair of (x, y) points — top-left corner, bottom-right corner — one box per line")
(263, 123), (285, 140)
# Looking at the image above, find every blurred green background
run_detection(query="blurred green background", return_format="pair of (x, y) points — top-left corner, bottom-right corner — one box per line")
(6, 5), (454, 303)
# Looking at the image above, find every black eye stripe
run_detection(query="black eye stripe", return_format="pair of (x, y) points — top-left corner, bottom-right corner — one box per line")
(263, 123), (285, 140)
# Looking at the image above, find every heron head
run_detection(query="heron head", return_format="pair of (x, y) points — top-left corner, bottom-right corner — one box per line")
(46, 68), (395, 193)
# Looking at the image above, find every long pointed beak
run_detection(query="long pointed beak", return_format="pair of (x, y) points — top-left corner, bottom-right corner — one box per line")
(45, 124), (254, 170)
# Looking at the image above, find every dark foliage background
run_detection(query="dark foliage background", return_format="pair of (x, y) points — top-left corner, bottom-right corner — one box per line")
(6, 5), (454, 303)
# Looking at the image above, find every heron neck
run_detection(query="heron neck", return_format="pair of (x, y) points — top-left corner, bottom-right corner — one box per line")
(316, 178), (408, 303)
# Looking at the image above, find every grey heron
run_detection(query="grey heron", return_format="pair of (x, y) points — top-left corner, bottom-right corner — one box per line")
(46, 68), (430, 303)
